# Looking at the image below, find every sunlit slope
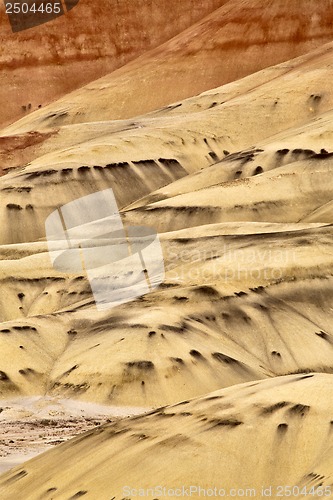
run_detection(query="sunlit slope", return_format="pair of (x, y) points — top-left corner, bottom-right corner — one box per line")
(1, 39), (333, 173)
(2, 374), (333, 499)
(0, 0), (227, 128)
(2, 0), (333, 136)
(0, 223), (332, 407)
(1, 42), (333, 244)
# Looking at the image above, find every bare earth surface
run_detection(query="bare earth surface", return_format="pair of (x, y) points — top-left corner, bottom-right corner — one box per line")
(0, 397), (148, 474)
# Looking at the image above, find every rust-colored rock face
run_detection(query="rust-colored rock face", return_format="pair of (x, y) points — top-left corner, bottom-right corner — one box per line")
(2, 0), (333, 137)
(0, 0), (228, 128)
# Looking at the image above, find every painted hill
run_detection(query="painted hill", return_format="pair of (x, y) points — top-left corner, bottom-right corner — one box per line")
(0, 3), (333, 496)
(0, 44), (333, 407)
(2, 0), (333, 137)
(0, 0), (227, 128)
(1, 374), (333, 499)
(1, 42), (333, 236)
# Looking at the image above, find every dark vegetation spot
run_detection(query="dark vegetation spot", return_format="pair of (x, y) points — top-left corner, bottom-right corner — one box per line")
(172, 400), (190, 407)
(62, 365), (79, 377)
(165, 103), (182, 111)
(303, 149), (315, 156)
(93, 165), (103, 170)
(313, 151), (333, 159)
(189, 350), (203, 358)
(209, 151), (219, 161)
(4, 470), (28, 483)
(170, 357), (184, 364)
(235, 291), (247, 297)
(173, 237), (190, 244)
(205, 395), (223, 401)
(148, 331), (156, 337)
(194, 285), (220, 297)
(125, 361), (155, 370)
(67, 329), (77, 337)
(288, 404), (311, 417)
(61, 168), (73, 175)
(250, 286), (265, 293)
(277, 423), (288, 432)
(316, 331), (328, 340)
(272, 351), (281, 357)
(209, 102), (218, 108)
(156, 411), (176, 418)
(224, 150), (230, 156)
(0, 329), (11, 333)
(173, 296), (189, 302)
(261, 402), (289, 415)
(227, 148), (264, 163)
(19, 346), (24, 349)
(256, 303), (268, 311)
(276, 149), (289, 155)
(132, 159), (157, 168)
(160, 323), (186, 333)
(19, 368), (36, 375)
(209, 418), (243, 428)
(105, 161), (129, 170)
(46, 488), (57, 492)
(69, 492), (88, 499)
(78, 166), (90, 173)
(26, 169), (57, 179)
(296, 374), (314, 381)
(7, 203), (22, 210)
(141, 380), (145, 386)
(158, 158), (181, 169)
(254, 166), (264, 175)
(212, 352), (240, 365)
(0, 371), (9, 381)
(310, 94), (322, 102)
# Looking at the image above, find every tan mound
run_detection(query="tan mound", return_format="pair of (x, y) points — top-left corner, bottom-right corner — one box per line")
(123, 157), (333, 231)
(2, 39), (333, 176)
(127, 108), (333, 210)
(2, 0), (333, 137)
(0, 222), (332, 407)
(1, 42), (333, 241)
(0, 0), (227, 128)
(1, 374), (333, 499)
(0, 38), (332, 407)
